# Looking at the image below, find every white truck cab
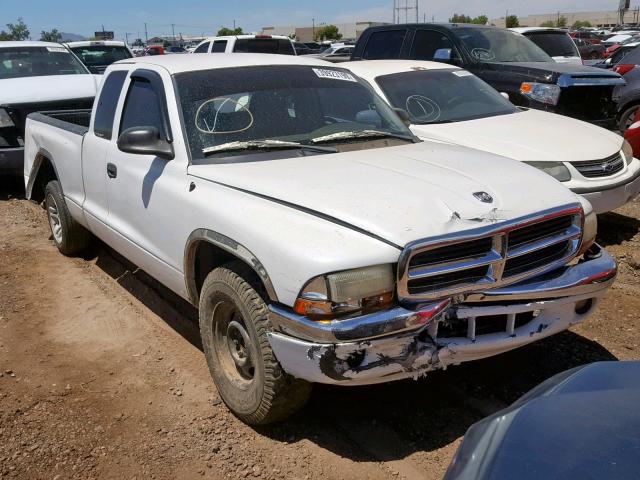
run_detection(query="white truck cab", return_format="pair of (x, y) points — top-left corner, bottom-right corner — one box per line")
(193, 35), (295, 55)
(23, 54), (616, 424)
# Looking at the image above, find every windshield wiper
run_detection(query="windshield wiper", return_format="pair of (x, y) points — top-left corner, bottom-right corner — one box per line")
(202, 139), (338, 156)
(310, 130), (415, 144)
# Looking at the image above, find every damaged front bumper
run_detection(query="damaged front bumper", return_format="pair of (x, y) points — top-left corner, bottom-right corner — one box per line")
(267, 245), (617, 385)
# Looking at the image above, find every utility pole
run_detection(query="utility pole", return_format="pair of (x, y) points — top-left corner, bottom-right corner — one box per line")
(233, 19), (236, 30)
(144, 22), (148, 44)
(312, 18), (315, 39)
(125, 32), (130, 45)
(171, 23), (176, 44)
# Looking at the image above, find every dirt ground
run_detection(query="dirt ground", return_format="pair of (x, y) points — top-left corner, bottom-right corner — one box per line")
(1, 176), (639, 480)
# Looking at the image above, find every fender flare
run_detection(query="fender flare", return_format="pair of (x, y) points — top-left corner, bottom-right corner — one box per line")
(25, 147), (59, 200)
(183, 228), (279, 304)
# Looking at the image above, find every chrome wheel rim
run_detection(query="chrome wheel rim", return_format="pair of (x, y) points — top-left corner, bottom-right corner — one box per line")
(47, 196), (63, 244)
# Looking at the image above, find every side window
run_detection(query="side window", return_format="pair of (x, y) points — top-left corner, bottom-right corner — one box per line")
(363, 30), (407, 59)
(119, 78), (165, 136)
(93, 70), (128, 140)
(211, 40), (227, 53)
(411, 30), (455, 60)
(194, 42), (210, 53)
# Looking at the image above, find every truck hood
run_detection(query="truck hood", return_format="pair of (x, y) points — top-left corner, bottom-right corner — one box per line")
(488, 61), (624, 84)
(188, 142), (580, 247)
(0, 74), (99, 105)
(411, 108), (624, 163)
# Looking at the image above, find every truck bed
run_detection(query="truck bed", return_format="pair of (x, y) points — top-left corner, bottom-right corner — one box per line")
(27, 110), (92, 136)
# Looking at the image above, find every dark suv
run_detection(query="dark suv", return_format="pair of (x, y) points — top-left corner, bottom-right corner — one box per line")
(352, 24), (625, 128)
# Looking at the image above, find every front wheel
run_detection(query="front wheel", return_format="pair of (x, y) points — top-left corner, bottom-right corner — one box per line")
(199, 263), (311, 425)
(619, 104), (640, 133)
(44, 180), (90, 255)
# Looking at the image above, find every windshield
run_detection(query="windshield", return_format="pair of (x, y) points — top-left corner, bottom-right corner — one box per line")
(0, 46), (87, 79)
(376, 69), (518, 124)
(456, 28), (553, 63)
(69, 45), (132, 72)
(525, 31), (580, 57)
(175, 65), (412, 162)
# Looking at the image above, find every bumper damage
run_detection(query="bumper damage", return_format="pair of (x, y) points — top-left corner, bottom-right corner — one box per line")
(268, 245), (616, 385)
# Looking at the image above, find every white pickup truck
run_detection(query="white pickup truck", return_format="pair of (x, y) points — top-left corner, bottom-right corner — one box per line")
(23, 54), (617, 425)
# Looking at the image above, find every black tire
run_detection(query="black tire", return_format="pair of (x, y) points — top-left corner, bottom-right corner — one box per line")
(44, 180), (90, 255)
(199, 262), (312, 425)
(619, 104), (640, 133)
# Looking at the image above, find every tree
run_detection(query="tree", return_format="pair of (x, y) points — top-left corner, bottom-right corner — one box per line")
(217, 26), (243, 36)
(0, 17), (30, 41)
(449, 13), (472, 23)
(314, 24), (342, 41)
(505, 15), (520, 28)
(540, 20), (555, 27)
(40, 29), (62, 43)
(472, 15), (488, 25)
(572, 20), (593, 29)
(557, 15), (568, 28)
(540, 15), (568, 28)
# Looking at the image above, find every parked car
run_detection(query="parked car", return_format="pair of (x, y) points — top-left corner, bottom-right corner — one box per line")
(573, 38), (605, 60)
(303, 42), (324, 53)
(445, 361), (640, 480)
(65, 40), (134, 74)
(610, 47), (640, 131)
(193, 35), (295, 55)
(22, 54), (616, 424)
(143, 45), (164, 56)
(309, 44), (354, 62)
(604, 34), (640, 57)
(292, 42), (313, 55)
(345, 60), (640, 213)
(624, 110), (640, 157)
(511, 27), (582, 64)
(0, 41), (99, 176)
(351, 24), (625, 128)
(570, 30), (603, 44)
(165, 46), (188, 54)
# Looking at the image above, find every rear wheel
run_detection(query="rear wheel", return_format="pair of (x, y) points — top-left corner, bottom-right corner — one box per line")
(619, 104), (640, 133)
(198, 263), (311, 425)
(44, 180), (90, 255)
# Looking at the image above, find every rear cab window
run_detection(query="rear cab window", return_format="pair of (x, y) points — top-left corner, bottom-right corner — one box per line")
(69, 44), (132, 73)
(194, 42), (210, 53)
(93, 70), (128, 139)
(233, 38), (294, 55)
(363, 30), (407, 59)
(524, 32), (580, 58)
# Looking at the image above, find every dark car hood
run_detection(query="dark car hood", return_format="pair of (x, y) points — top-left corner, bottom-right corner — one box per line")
(445, 361), (640, 480)
(489, 61), (624, 85)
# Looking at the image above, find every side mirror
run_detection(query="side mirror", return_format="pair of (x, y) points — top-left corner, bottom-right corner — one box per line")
(500, 92), (510, 100)
(605, 57), (613, 66)
(434, 48), (452, 62)
(117, 126), (174, 160)
(393, 107), (411, 127)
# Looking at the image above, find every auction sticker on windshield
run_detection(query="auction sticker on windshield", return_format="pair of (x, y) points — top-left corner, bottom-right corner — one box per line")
(46, 47), (68, 53)
(312, 68), (357, 82)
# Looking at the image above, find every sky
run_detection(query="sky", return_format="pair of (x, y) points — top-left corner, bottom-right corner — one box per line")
(0, 0), (633, 41)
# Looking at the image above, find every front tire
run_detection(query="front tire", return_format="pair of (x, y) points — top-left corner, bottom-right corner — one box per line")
(619, 104), (640, 133)
(44, 180), (90, 255)
(199, 263), (311, 425)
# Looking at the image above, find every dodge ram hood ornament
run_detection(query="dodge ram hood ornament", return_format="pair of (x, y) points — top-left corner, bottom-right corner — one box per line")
(473, 191), (494, 203)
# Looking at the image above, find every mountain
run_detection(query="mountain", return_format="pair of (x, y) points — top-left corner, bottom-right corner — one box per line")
(60, 32), (86, 42)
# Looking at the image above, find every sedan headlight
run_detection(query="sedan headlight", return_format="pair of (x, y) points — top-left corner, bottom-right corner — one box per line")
(524, 161), (571, 182)
(0, 108), (14, 128)
(520, 82), (561, 105)
(622, 139), (634, 162)
(294, 264), (395, 320)
(579, 199), (598, 256)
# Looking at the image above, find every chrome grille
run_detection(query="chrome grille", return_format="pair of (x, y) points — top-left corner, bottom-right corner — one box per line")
(573, 153), (624, 178)
(398, 206), (583, 301)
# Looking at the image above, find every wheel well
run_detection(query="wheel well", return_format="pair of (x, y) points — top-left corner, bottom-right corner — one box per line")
(30, 155), (58, 203)
(619, 99), (640, 119)
(190, 240), (268, 304)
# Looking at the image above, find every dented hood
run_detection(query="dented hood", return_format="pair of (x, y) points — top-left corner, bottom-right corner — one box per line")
(412, 108), (624, 163)
(188, 141), (580, 247)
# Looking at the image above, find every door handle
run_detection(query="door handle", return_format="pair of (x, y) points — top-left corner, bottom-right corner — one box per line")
(106, 163), (117, 178)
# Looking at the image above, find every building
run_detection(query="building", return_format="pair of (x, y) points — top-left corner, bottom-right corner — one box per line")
(491, 9), (638, 28)
(261, 21), (389, 42)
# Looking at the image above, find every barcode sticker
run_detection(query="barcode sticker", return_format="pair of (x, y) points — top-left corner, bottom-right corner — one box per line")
(453, 70), (473, 77)
(312, 68), (357, 82)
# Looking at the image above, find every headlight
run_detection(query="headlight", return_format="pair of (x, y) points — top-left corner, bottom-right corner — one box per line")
(0, 108), (14, 128)
(622, 139), (634, 162)
(294, 264), (395, 320)
(520, 82), (561, 105)
(524, 161), (571, 182)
